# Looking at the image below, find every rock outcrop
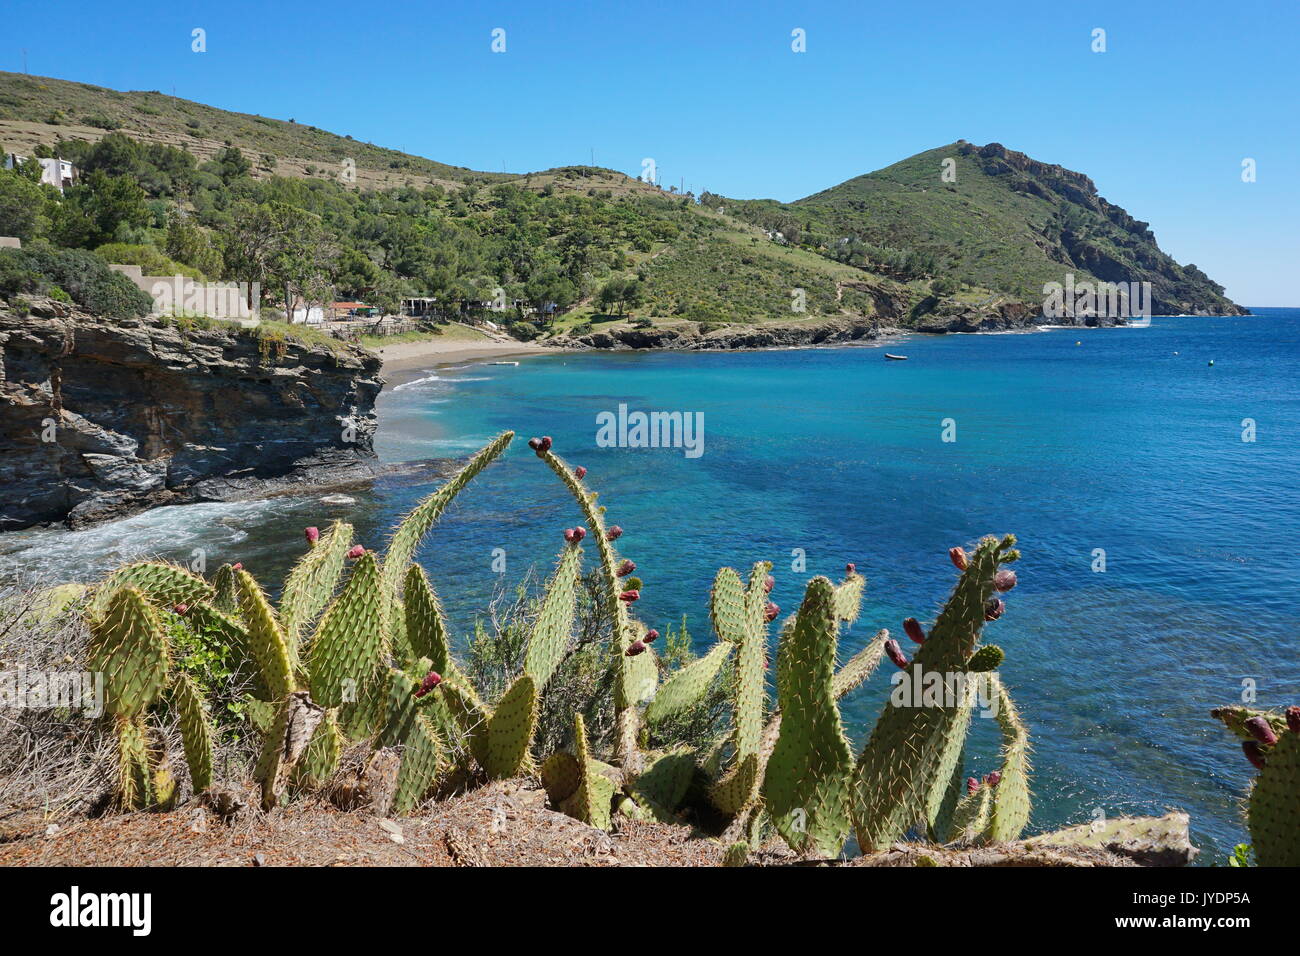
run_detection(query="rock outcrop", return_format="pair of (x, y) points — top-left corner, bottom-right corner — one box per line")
(0, 298), (384, 530)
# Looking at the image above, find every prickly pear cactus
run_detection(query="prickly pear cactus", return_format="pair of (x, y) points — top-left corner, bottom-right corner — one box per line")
(115, 715), (155, 810)
(537, 448), (644, 772)
(234, 569), (295, 701)
(280, 520), (353, 642)
(393, 713), (442, 814)
(645, 642), (734, 725)
(986, 675), (1031, 842)
(381, 431), (514, 598)
(1212, 705), (1300, 866)
(523, 543), (583, 690)
(308, 550), (388, 709)
(851, 535), (1019, 851)
(484, 674), (538, 779)
(763, 577), (854, 857)
(87, 587), (171, 718)
(169, 672), (214, 793)
(554, 714), (615, 829)
(89, 562), (212, 618)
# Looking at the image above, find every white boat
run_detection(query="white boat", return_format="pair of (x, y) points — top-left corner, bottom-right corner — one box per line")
(489, 360), (520, 366)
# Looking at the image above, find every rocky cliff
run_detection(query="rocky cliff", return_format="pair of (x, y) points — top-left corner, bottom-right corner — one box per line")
(0, 298), (384, 530)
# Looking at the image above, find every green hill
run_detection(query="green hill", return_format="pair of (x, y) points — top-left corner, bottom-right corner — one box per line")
(0, 73), (1241, 341)
(718, 141), (1242, 316)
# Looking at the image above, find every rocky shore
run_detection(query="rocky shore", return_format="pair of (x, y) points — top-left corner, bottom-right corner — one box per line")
(0, 298), (386, 531)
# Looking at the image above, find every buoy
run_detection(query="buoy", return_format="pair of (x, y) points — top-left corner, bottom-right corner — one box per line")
(1076, 341), (1081, 346)
(1208, 360), (1215, 366)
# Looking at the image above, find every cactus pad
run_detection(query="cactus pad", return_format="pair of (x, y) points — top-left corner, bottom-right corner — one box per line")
(87, 586), (171, 717)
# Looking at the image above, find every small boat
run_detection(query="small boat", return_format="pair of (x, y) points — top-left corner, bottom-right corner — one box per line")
(489, 360), (520, 366)
(884, 353), (908, 361)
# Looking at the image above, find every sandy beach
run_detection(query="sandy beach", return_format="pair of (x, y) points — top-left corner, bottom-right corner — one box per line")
(373, 336), (557, 378)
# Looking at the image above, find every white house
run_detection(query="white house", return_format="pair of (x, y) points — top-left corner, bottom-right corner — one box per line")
(3, 154), (77, 193)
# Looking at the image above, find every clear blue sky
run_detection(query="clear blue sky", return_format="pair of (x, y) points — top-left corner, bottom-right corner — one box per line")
(3, 0), (1296, 304)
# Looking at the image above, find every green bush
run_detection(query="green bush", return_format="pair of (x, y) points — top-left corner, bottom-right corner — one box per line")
(0, 241), (154, 318)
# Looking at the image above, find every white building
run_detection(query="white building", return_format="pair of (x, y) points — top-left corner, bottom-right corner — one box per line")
(3, 154), (77, 193)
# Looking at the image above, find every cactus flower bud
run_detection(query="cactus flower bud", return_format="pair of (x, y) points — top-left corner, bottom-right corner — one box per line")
(617, 559), (636, 576)
(966, 777), (980, 794)
(643, 629), (659, 642)
(764, 601), (780, 622)
(985, 771), (1002, 788)
(902, 617), (926, 644)
(619, 589), (640, 603)
(574, 466), (587, 479)
(994, 569), (1017, 592)
(606, 525), (623, 541)
(1288, 706), (1300, 736)
(1244, 716), (1279, 747)
(884, 639), (909, 669)
(174, 603), (189, 615)
(413, 671), (442, 698)
(346, 545), (365, 559)
(626, 640), (646, 656)
(231, 562), (243, 570)
(949, 547), (968, 571)
(305, 526), (320, 546)
(845, 562), (856, 575)
(763, 574), (775, 593)
(983, 598), (1005, 621)
(1243, 740), (1267, 770)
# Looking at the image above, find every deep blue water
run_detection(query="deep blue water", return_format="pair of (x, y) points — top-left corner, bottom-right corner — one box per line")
(6, 310), (1298, 861)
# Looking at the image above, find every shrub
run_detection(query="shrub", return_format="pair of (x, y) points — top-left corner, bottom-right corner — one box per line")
(0, 241), (154, 318)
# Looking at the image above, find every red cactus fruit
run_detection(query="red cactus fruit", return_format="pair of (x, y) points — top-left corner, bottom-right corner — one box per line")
(174, 603), (189, 615)
(563, 528), (577, 543)
(643, 629), (660, 642)
(764, 601), (780, 622)
(231, 562), (243, 571)
(606, 525), (623, 541)
(626, 640), (647, 656)
(1243, 740), (1267, 770)
(1288, 706), (1300, 736)
(884, 639), (909, 669)
(994, 569), (1017, 592)
(1244, 716), (1279, 747)
(763, 574), (775, 593)
(572, 526), (586, 542)
(619, 590), (640, 603)
(985, 771), (1002, 788)
(845, 562), (857, 575)
(984, 598), (1005, 621)
(527, 437), (542, 451)
(949, 547), (969, 571)
(966, 777), (980, 795)
(617, 559), (636, 576)
(574, 466), (587, 479)
(902, 617), (926, 644)
(413, 671), (442, 698)
(305, 526), (320, 546)
(540, 436), (552, 451)
(346, 545), (365, 559)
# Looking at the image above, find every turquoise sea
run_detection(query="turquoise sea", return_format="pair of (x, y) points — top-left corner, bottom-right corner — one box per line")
(5, 309), (1298, 861)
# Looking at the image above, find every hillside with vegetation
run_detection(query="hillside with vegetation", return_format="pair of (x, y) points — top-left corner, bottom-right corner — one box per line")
(0, 72), (1241, 349)
(714, 141), (1243, 317)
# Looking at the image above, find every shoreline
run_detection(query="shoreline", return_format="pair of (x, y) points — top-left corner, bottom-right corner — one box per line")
(373, 337), (557, 379)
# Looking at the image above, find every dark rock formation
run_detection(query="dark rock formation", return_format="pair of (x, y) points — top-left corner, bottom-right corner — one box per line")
(0, 297), (384, 530)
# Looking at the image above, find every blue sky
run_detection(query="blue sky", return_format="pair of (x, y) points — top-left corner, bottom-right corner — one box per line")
(2, 0), (1296, 304)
